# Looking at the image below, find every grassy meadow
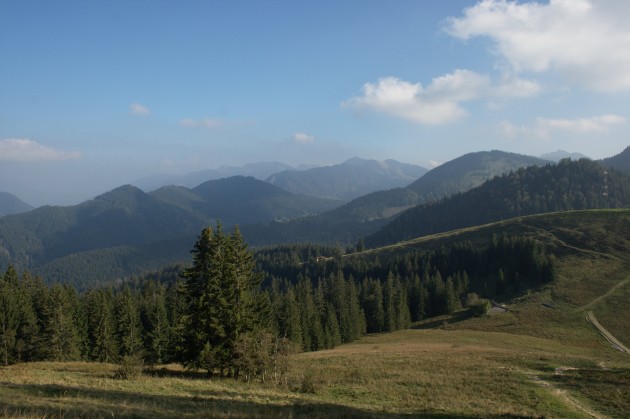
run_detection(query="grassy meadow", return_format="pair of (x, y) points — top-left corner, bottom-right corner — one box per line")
(2, 210), (630, 418)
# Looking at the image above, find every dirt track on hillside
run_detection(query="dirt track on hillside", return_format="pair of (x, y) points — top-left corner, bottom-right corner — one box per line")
(586, 311), (630, 354)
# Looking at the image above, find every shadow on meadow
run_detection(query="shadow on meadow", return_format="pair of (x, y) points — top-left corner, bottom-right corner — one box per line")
(0, 380), (532, 418)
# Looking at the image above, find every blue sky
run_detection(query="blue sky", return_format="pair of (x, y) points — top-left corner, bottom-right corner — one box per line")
(1, 0), (629, 206)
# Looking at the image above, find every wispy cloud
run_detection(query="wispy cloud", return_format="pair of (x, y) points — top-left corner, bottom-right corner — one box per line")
(499, 114), (627, 140)
(342, 69), (539, 125)
(293, 132), (315, 144)
(179, 118), (225, 129)
(446, 0), (630, 92)
(0, 138), (82, 162)
(130, 102), (151, 116)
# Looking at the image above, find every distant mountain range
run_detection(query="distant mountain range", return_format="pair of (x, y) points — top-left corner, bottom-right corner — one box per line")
(134, 161), (296, 191)
(243, 150), (552, 246)
(0, 192), (33, 217)
(539, 150), (589, 162)
(266, 157), (428, 201)
(2, 146), (628, 287)
(136, 157), (428, 203)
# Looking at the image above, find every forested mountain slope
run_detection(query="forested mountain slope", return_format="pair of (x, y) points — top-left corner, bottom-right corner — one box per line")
(366, 159), (630, 247)
(602, 145), (630, 173)
(406, 150), (549, 201)
(0, 177), (340, 284)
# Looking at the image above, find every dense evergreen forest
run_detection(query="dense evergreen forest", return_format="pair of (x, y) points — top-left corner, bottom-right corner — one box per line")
(1, 225), (554, 377)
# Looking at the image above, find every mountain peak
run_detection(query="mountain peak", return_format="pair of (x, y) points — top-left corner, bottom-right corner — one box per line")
(266, 158), (427, 201)
(540, 150), (589, 162)
(0, 192), (34, 217)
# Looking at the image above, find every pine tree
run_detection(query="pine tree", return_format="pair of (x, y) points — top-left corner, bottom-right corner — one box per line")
(179, 224), (265, 377)
(0, 266), (20, 365)
(141, 281), (171, 364)
(85, 288), (118, 362)
(43, 284), (81, 361)
(323, 302), (341, 348)
(361, 278), (385, 333)
(115, 285), (143, 358)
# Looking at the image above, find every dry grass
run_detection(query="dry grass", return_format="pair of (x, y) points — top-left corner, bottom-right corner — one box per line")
(2, 326), (628, 418)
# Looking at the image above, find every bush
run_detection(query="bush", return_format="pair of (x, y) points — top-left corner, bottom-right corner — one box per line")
(113, 354), (143, 380)
(298, 370), (318, 394)
(470, 299), (491, 317)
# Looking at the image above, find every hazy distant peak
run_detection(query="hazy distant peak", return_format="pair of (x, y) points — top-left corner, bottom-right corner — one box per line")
(341, 157), (371, 166)
(0, 191), (34, 217)
(540, 150), (589, 162)
(266, 158), (427, 201)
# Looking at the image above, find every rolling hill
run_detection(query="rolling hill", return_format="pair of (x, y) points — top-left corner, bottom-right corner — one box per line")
(366, 158), (630, 247)
(266, 157), (428, 201)
(0, 176), (340, 285)
(0, 191), (33, 217)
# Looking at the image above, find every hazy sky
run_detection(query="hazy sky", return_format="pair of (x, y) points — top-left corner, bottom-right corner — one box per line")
(1, 0), (629, 206)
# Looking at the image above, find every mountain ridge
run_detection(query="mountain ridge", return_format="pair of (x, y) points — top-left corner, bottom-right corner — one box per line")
(265, 157), (428, 201)
(0, 192), (34, 217)
(366, 158), (630, 247)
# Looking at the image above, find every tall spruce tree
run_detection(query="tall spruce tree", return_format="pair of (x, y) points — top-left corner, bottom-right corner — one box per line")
(43, 284), (81, 361)
(179, 224), (264, 377)
(85, 288), (118, 362)
(115, 285), (143, 358)
(0, 267), (20, 365)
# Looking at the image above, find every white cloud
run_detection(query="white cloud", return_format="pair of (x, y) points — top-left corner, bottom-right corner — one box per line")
(446, 0), (630, 92)
(343, 69), (540, 125)
(293, 132), (315, 144)
(539, 114), (626, 132)
(499, 114), (626, 139)
(130, 102), (151, 116)
(427, 160), (443, 168)
(342, 71), (489, 125)
(492, 73), (541, 97)
(179, 118), (224, 129)
(0, 139), (82, 162)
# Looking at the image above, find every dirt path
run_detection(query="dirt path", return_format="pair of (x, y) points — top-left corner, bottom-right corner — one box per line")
(519, 369), (604, 419)
(586, 311), (630, 354)
(576, 277), (630, 312)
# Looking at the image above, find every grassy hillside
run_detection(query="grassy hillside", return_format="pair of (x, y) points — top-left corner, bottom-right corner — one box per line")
(2, 210), (629, 418)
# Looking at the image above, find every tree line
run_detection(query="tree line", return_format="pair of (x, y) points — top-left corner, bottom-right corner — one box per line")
(1, 226), (554, 378)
